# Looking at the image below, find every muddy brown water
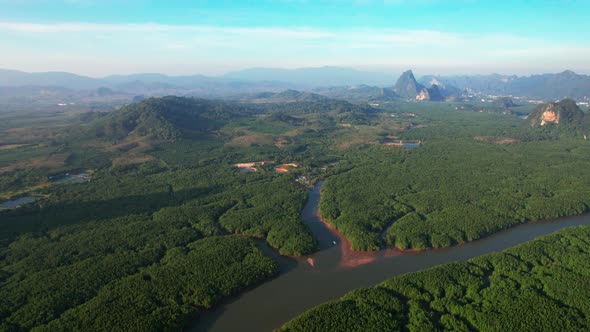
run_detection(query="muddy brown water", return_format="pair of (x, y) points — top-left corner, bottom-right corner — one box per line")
(192, 181), (590, 332)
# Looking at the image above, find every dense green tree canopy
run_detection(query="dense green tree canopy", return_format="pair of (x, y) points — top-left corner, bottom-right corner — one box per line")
(281, 225), (590, 331)
(2, 95), (589, 331)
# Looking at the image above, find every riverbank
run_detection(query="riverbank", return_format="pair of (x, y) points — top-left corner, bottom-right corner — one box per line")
(280, 225), (590, 331)
(193, 184), (590, 332)
(315, 210), (399, 268)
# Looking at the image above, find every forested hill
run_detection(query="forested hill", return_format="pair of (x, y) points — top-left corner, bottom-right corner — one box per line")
(281, 225), (590, 331)
(259, 92), (378, 124)
(529, 99), (586, 133)
(91, 96), (252, 141)
(90, 93), (379, 141)
(262, 89), (330, 102)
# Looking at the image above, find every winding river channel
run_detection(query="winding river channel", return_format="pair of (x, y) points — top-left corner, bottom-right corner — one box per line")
(194, 181), (590, 331)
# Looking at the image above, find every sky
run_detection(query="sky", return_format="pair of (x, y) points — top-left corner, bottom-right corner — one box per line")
(0, 0), (589, 77)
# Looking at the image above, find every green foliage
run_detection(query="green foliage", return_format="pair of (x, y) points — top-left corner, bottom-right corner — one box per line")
(320, 103), (590, 250)
(218, 177), (315, 255)
(0, 170), (296, 331)
(92, 96), (253, 141)
(528, 99), (587, 137)
(0, 133), (315, 331)
(254, 99), (376, 123)
(266, 112), (304, 126)
(281, 226), (590, 331)
(9, 236), (278, 332)
(0, 168), (46, 194)
(4, 94), (590, 332)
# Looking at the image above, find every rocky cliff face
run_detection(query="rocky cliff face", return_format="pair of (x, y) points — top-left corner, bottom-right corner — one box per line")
(394, 70), (452, 101)
(529, 99), (585, 130)
(539, 103), (559, 126)
(394, 70), (424, 99)
(415, 84), (444, 101)
(416, 88), (429, 101)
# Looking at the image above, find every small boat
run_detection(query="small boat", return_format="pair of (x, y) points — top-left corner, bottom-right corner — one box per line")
(333, 241), (337, 245)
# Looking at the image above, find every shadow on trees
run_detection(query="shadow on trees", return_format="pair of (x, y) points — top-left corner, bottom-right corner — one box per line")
(0, 187), (212, 243)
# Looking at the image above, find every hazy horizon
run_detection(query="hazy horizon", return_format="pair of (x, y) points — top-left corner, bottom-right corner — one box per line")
(1, 0), (589, 77)
(1, 66), (589, 81)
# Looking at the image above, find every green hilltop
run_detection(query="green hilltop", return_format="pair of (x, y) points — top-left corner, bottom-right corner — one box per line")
(91, 96), (250, 141)
(528, 99), (587, 136)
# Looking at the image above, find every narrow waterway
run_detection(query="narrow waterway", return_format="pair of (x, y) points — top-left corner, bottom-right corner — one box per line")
(193, 181), (590, 332)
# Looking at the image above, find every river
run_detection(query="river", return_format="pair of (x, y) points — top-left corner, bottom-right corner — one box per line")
(193, 181), (590, 331)
(0, 196), (39, 209)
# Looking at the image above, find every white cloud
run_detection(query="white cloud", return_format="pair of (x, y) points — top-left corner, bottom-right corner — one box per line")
(0, 21), (543, 50)
(0, 20), (587, 76)
(0, 21), (334, 38)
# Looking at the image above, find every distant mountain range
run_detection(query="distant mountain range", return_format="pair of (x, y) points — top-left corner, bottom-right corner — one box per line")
(1, 67), (590, 101)
(0, 69), (298, 98)
(419, 70), (590, 100)
(0, 67), (391, 93)
(223, 67), (394, 86)
(318, 69), (590, 102)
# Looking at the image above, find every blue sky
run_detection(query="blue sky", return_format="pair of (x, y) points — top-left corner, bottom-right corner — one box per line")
(0, 0), (589, 76)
